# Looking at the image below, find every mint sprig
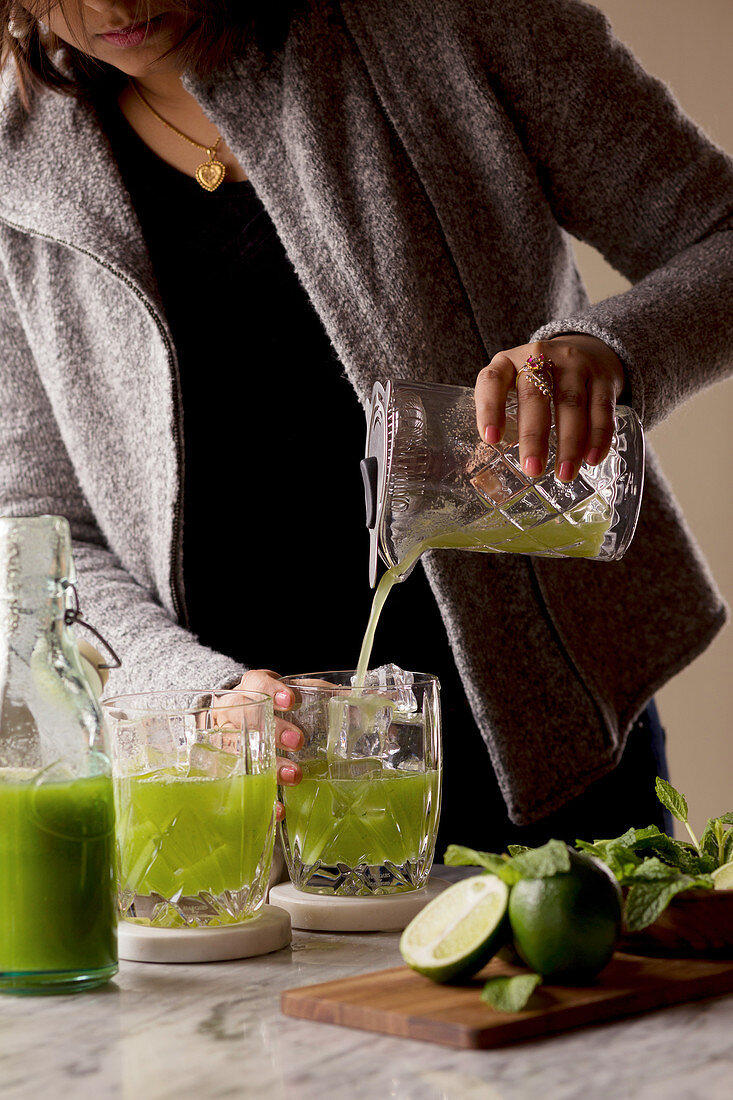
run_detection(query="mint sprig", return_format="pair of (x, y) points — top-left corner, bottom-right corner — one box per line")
(444, 839), (570, 887)
(442, 844), (520, 884)
(481, 972), (542, 1013)
(655, 777), (701, 853)
(576, 778), (733, 930)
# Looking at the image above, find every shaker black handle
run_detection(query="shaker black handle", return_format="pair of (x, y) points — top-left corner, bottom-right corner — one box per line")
(360, 457), (378, 529)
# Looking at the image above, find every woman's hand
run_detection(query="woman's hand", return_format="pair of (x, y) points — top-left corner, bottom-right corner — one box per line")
(232, 669), (303, 822)
(475, 335), (626, 482)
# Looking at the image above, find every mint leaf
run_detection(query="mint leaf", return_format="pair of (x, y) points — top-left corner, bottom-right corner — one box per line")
(507, 844), (531, 857)
(576, 839), (604, 856)
(481, 973), (542, 1013)
(654, 778), (702, 854)
(700, 818), (721, 863)
(642, 837), (711, 875)
(626, 857), (681, 882)
(577, 838), (640, 883)
(624, 879), (691, 931)
(626, 825), (667, 842)
(442, 845), (520, 884)
(444, 841), (570, 884)
(624, 874), (713, 931)
(508, 839), (571, 879)
(699, 817), (733, 869)
(443, 844), (504, 872)
(725, 831), (733, 865)
(655, 778), (688, 824)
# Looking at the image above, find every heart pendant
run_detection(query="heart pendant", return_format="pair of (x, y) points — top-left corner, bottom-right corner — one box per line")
(195, 159), (226, 192)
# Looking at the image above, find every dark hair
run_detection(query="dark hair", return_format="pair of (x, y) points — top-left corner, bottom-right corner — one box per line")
(1, 1), (297, 102)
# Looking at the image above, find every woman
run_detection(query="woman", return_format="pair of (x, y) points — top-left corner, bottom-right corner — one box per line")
(1, 0), (731, 850)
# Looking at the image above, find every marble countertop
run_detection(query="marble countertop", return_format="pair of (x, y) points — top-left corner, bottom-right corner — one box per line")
(3, 884), (733, 1100)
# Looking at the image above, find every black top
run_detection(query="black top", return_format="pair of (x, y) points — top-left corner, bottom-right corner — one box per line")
(100, 102), (668, 852)
(99, 103), (454, 674)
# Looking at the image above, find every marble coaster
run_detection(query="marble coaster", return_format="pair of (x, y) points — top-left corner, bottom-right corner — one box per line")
(117, 904), (292, 964)
(269, 878), (449, 932)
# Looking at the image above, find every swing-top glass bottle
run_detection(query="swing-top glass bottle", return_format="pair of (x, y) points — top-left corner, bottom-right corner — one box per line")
(0, 515), (117, 994)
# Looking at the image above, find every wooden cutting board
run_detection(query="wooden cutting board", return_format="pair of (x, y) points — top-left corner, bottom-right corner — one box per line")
(281, 953), (733, 1049)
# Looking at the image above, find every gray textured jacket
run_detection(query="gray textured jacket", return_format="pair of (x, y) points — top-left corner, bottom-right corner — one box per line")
(1, 0), (732, 824)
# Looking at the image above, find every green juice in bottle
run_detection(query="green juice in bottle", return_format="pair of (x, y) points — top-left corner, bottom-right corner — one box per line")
(0, 770), (117, 990)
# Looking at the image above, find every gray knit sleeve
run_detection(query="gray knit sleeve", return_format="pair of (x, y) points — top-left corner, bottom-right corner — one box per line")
(490, 0), (733, 428)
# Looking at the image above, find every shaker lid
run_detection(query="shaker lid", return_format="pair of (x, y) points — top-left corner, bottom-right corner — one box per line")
(361, 380), (391, 587)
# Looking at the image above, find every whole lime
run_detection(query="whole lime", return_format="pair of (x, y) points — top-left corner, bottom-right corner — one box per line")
(508, 847), (622, 983)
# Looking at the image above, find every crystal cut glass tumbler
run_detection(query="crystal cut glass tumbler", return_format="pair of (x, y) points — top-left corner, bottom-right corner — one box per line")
(104, 690), (276, 928)
(278, 670), (441, 896)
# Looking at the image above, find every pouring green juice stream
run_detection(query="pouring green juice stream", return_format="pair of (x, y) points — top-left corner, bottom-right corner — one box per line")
(281, 510), (608, 889)
(322, 511), (606, 822)
(281, 382), (632, 889)
(354, 510), (610, 687)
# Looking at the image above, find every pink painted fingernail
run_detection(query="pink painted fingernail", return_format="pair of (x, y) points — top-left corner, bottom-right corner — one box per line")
(523, 456), (542, 478)
(279, 765), (297, 783)
(484, 426), (501, 445)
(275, 690), (291, 707)
(281, 729), (300, 750)
(558, 461), (574, 482)
(586, 448), (602, 466)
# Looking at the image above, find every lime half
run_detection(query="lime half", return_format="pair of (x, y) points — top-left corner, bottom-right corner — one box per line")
(399, 874), (509, 983)
(712, 861), (733, 890)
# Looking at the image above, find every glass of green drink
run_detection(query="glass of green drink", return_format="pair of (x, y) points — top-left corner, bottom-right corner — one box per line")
(104, 690), (277, 928)
(278, 668), (441, 896)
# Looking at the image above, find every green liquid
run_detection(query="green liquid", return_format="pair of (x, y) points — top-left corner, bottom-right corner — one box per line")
(0, 771), (117, 992)
(356, 511), (610, 682)
(116, 768), (276, 925)
(289, 478), (609, 893)
(282, 759), (440, 874)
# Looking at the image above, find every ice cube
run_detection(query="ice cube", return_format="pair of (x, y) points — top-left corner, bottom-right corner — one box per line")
(187, 742), (239, 779)
(327, 695), (394, 758)
(112, 712), (195, 774)
(384, 714), (426, 771)
(359, 663), (418, 715)
(328, 757), (383, 781)
(170, 713), (197, 748)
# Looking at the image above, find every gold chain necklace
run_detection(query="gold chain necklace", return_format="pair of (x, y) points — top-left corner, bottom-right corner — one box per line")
(130, 81), (226, 192)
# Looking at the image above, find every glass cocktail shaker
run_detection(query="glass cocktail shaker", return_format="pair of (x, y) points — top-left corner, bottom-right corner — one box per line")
(0, 515), (117, 994)
(361, 379), (645, 585)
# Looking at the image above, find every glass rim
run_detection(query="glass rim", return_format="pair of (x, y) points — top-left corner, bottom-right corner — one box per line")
(280, 670), (440, 690)
(101, 688), (272, 715)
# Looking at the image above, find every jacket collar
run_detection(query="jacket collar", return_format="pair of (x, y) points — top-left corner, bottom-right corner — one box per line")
(1, 5), (469, 401)
(0, 68), (159, 301)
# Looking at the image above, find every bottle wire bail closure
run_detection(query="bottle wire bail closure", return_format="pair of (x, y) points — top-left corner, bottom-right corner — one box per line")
(64, 583), (122, 670)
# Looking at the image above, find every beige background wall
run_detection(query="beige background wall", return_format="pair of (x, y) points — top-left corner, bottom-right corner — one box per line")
(580, 1), (733, 833)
